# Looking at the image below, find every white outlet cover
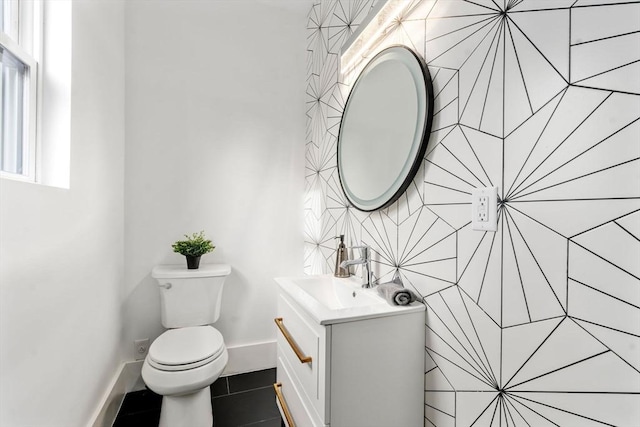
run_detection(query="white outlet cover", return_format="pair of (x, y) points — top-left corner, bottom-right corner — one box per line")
(134, 338), (150, 360)
(471, 187), (498, 231)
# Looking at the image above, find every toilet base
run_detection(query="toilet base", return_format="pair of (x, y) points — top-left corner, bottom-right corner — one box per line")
(159, 387), (212, 427)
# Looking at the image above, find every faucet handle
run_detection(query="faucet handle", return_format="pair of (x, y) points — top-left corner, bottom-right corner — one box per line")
(350, 245), (370, 258)
(348, 245), (372, 288)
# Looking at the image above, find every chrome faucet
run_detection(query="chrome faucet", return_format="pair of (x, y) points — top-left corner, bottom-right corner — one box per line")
(340, 245), (372, 288)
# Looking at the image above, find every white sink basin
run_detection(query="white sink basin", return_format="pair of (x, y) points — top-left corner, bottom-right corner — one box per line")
(275, 275), (424, 325)
(292, 275), (382, 309)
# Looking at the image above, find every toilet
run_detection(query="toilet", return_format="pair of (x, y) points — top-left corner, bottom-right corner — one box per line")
(142, 263), (231, 427)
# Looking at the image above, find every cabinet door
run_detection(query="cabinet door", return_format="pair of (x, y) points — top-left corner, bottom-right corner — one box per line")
(276, 355), (323, 427)
(277, 293), (330, 423)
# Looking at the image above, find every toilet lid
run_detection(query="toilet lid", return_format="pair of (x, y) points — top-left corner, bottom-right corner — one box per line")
(148, 326), (225, 371)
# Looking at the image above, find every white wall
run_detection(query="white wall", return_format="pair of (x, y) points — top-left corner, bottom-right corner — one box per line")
(123, 0), (308, 370)
(0, 1), (125, 425)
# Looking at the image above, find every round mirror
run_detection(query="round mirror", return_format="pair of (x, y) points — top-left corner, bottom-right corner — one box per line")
(337, 46), (434, 212)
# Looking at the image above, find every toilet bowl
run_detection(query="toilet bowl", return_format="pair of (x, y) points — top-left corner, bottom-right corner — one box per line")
(142, 264), (231, 427)
(142, 326), (228, 427)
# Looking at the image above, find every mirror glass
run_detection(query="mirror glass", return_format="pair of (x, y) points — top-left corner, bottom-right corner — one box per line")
(338, 46), (433, 212)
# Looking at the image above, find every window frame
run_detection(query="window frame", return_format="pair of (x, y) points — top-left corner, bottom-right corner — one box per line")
(0, 0), (41, 182)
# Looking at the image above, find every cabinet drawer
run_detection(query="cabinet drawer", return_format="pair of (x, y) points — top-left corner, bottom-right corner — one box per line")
(276, 355), (325, 427)
(277, 293), (328, 422)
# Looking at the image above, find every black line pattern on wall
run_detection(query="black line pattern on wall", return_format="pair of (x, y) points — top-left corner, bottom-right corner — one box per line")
(305, 0), (640, 425)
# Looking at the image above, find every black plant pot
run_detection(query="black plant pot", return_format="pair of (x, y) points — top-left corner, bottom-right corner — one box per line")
(186, 255), (201, 269)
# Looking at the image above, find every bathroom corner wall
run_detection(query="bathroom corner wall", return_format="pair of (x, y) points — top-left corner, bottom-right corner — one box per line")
(305, 0), (640, 425)
(123, 0), (308, 371)
(0, 1), (126, 425)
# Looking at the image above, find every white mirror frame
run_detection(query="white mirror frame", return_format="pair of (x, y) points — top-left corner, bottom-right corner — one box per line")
(337, 46), (434, 212)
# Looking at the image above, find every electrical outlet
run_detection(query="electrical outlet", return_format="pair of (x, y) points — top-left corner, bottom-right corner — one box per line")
(477, 196), (489, 222)
(134, 338), (149, 360)
(472, 187), (498, 231)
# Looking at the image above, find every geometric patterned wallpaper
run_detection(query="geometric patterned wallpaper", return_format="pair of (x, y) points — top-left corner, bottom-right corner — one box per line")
(304, 0), (640, 425)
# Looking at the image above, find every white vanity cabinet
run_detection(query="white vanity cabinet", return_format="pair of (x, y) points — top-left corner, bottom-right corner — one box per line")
(273, 282), (425, 427)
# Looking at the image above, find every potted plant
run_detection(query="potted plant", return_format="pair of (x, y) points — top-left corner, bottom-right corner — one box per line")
(172, 231), (215, 269)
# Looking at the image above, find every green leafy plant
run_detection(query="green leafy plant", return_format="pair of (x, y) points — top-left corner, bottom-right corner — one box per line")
(172, 231), (215, 257)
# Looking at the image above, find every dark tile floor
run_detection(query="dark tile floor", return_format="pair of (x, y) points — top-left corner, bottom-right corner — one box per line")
(113, 368), (283, 427)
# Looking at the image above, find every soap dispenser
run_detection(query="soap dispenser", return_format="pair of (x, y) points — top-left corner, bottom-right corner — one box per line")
(334, 235), (350, 278)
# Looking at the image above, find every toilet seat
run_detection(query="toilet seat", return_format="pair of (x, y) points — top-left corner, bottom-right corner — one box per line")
(148, 326), (225, 372)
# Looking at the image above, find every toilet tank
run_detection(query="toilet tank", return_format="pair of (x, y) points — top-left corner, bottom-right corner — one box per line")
(151, 263), (231, 328)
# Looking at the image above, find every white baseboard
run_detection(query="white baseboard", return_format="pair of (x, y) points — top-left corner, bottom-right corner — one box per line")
(88, 360), (143, 427)
(87, 341), (276, 426)
(223, 340), (276, 376)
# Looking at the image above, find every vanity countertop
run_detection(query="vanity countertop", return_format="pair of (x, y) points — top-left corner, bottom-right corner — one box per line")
(274, 274), (425, 325)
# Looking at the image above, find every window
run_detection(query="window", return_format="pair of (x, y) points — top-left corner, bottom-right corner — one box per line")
(0, 0), (40, 180)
